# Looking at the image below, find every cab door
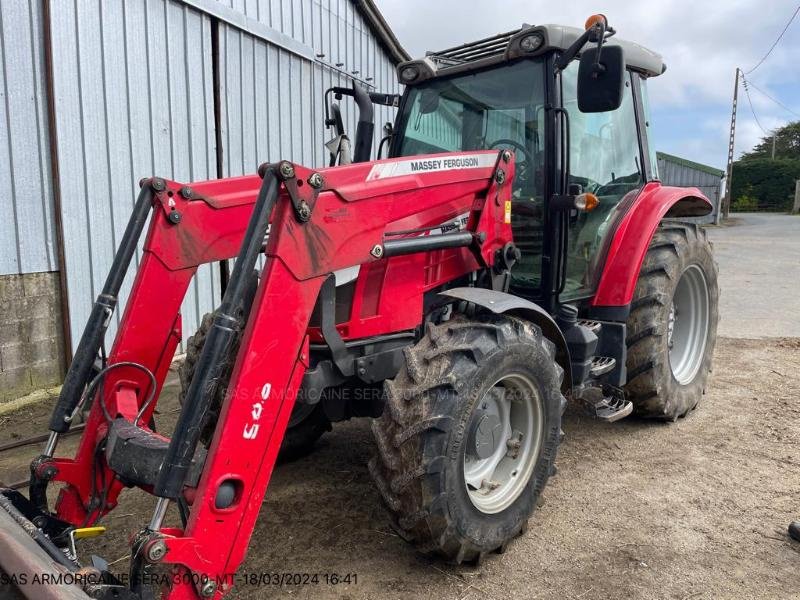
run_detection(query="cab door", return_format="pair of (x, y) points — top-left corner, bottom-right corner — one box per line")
(559, 62), (647, 301)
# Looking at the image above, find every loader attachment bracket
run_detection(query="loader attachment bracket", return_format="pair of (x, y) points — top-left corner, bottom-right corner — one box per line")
(261, 160), (325, 223)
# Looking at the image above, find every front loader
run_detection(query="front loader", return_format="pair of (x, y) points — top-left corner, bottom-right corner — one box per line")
(0, 14), (718, 600)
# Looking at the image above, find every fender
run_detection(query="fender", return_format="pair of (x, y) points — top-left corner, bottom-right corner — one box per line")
(439, 287), (572, 392)
(591, 181), (712, 310)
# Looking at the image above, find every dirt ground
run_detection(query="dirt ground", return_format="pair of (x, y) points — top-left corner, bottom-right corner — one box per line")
(1, 336), (799, 599)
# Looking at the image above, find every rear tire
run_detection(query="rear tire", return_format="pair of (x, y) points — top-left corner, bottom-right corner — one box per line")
(624, 222), (719, 420)
(369, 314), (563, 563)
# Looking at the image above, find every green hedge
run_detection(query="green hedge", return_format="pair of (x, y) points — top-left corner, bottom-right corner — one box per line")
(730, 158), (800, 212)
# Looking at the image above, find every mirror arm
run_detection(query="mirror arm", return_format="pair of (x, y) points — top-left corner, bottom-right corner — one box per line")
(324, 88), (332, 128)
(555, 23), (618, 73)
(592, 22), (607, 72)
(351, 82), (375, 163)
(555, 29), (592, 72)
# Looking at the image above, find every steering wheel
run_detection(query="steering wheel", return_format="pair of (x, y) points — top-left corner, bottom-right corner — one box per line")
(489, 139), (534, 183)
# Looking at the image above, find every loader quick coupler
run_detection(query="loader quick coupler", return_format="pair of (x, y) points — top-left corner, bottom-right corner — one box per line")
(28, 454), (57, 512)
(129, 529), (167, 596)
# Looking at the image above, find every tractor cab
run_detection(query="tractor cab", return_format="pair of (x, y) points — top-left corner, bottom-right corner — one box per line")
(387, 20), (666, 312)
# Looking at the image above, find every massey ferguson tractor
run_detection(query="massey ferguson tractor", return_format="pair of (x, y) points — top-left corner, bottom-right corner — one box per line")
(0, 15), (718, 600)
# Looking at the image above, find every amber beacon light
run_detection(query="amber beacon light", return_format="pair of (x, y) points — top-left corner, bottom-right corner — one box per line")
(584, 14), (608, 30)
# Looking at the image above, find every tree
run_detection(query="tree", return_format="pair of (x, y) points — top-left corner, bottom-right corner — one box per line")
(731, 120), (800, 212)
(730, 158), (800, 211)
(740, 121), (800, 161)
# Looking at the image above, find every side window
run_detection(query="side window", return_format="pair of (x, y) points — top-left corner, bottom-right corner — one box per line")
(639, 77), (659, 180)
(561, 62), (643, 298)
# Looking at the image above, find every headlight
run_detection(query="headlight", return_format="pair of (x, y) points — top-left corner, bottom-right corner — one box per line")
(519, 33), (544, 53)
(400, 65), (420, 83)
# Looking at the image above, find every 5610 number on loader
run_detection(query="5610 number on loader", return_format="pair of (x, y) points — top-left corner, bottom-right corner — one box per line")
(0, 14), (718, 600)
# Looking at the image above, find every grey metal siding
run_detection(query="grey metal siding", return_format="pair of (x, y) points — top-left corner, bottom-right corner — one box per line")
(50, 0), (220, 347)
(217, 0), (401, 175)
(4, 0), (401, 350)
(0, 0), (57, 276)
(657, 156), (723, 224)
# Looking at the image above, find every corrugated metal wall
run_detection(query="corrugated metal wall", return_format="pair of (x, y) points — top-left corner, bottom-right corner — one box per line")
(217, 0), (400, 178)
(19, 0), (400, 349)
(657, 154), (724, 224)
(50, 0), (220, 348)
(0, 0), (58, 276)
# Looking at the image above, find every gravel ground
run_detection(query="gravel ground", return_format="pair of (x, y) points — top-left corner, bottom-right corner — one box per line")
(706, 213), (800, 338)
(1, 337), (798, 600)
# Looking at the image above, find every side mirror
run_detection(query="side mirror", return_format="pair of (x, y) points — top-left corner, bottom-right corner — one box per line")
(577, 45), (625, 113)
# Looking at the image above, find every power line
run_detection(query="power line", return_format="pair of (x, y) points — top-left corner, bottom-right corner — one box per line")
(743, 4), (800, 74)
(744, 77), (800, 119)
(740, 75), (769, 134)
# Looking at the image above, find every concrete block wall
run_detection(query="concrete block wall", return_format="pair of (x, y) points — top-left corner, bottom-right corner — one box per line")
(0, 272), (65, 402)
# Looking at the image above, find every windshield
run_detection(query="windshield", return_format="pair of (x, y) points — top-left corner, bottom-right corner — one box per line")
(394, 59), (548, 289)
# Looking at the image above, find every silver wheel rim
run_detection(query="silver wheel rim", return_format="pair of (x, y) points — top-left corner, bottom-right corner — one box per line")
(463, 374), (544, 514)
(668, 264), (710, 385)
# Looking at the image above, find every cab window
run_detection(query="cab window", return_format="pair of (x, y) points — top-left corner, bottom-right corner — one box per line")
(561, 61), (643, 299)
(395, 60), (549, 290)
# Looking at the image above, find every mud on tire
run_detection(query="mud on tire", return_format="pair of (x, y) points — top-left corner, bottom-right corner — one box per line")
(369, 313), (564, 564)
(624, 221), (719, 420)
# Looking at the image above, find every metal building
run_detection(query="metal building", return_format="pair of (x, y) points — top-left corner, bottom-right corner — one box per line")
(0, 0), (407, 401)
(657, 151), (725, 224)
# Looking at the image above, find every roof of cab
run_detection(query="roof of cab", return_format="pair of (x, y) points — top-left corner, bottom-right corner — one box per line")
(401, 23), (665, 83)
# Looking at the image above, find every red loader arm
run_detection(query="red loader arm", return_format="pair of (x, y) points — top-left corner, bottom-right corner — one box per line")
(5, 150), (514, 599)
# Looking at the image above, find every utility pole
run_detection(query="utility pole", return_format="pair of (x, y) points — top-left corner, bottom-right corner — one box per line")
(722, 68), (740, 221)
(771, 131), (777, 159)
(793, 179), (800, 214)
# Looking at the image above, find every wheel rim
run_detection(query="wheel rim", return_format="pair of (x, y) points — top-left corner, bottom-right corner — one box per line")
(668, 264), (710, 385)
(463, 374), (544, 514)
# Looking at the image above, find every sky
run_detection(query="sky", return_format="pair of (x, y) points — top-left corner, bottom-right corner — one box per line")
(373, 0), (800, 169)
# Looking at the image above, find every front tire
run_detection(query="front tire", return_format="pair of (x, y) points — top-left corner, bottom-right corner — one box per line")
(624, 222), (719, 420)
(369, 314), (563, 563)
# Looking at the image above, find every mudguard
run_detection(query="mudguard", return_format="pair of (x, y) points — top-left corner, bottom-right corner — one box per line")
(591, 182), (712, 310)
(439, 287), (572, 391)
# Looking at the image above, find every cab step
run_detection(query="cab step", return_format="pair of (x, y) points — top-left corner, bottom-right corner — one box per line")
(590, 355), (616, 377)
(590, 393), (633, 422)
(578, 319), (602, 335)
(577, 387), (633, 422)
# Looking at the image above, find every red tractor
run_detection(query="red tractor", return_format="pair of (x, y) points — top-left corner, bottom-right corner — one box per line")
(0, 15), (717, 600)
